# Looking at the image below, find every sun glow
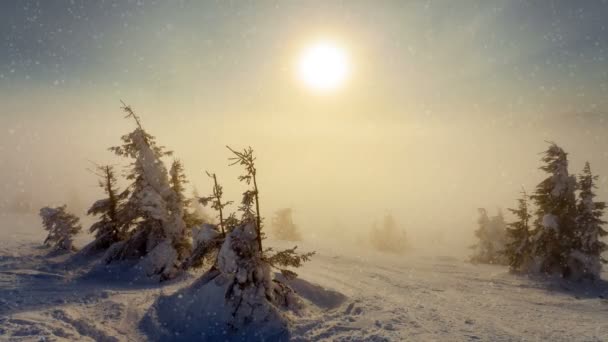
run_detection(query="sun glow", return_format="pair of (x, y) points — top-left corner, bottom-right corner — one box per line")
(297, 40), (350, 92)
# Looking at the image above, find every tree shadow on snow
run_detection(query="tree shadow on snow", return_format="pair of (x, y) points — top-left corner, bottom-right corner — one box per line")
(516, 271), (608, 300)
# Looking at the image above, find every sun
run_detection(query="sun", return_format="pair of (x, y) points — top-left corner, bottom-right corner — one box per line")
(297, 40), (350, 92)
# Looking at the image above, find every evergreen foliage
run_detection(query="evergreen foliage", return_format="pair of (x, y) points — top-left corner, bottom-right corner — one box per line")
(40, 205), (82, 251)
(470, 208), (508, 265)
(103, 102), (189, 281)
(504, 189), (533, 271)
(271, 208), (302, 241)
(370, 213), (408, 254)
(85, 164), (128, 252)
(529, 143), (578, 276)
(571, 162), (607, 279)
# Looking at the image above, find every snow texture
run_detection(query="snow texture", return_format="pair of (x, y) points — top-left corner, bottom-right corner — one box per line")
(1, 214), (607, 341)
(542, 214), (559, 231)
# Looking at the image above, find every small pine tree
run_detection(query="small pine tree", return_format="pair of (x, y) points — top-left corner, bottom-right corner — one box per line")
(227, 146), (264, 250)
(170, 159), (204, 229)
(227, 146), (314, 279)
(198, 171), (233, 236)
(530, 142), (578, 276)
(504, 189), (533, 271)
(85, 164), (128, 253)
(271, 208), (302, 241)
(570, 162), (607, 280)
(40, 205), (82, 251)
(470, 208), (508, 264)
(184, 172), (233, 269)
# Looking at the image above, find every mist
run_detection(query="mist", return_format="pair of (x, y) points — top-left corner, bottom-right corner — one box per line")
(2, 93), (608, 256)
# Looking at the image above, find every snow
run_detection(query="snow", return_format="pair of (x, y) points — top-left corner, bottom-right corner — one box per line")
(542, 214), (559, 231)
(1, 213), (608, 341)
(192, 223), (220, 247)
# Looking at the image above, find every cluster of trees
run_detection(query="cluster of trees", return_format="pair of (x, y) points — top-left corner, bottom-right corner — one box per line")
(471, 143), (607, 280)
(39, 103), (313, 283)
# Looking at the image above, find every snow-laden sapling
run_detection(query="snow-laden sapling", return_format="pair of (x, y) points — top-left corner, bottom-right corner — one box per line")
(570, 162), (607, 280)
(226, 145), (314, 279)
(40, 205), (82, 251)
(271, 208), (302, 241)
(170, 146), (314, 338)
(103, 102), (190, 281)
(82, 164), (128, 254)
(530, 142), (578, 276)
(504, 189), (533, 271)
(470, 208), (508, 265)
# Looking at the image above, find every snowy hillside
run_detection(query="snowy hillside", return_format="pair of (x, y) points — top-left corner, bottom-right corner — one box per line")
(1, 213), (607, 341)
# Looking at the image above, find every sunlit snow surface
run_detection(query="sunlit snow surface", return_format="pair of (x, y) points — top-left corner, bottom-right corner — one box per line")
(1, 213), (607, 341)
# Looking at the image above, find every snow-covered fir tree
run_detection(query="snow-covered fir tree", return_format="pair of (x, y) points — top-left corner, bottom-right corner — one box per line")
(40, 205), (82, 251)
(104, 103), (190, 281)
(470, 208), (508, 264)
(504, 189), (533, 271)
(370, 213), (408, 254)
(570, 162), (607, 280)
(271, 208), (302, 241)
(169, 159), (204, 229)
(183, 146), (314, 336)
(530, 143), (578, 277)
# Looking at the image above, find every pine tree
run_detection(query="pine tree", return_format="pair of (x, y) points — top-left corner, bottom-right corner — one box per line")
(227, 146), (314, 279)
(198, 171), (233, 236)
(169, 159), (204, 229)
(184, 171), (233, 269)
(84, 164), (128, 253)
(104, 102), (189, 281)
(370, 213), (408, 254)
(530, 142), (578, 276)
(504, 189), (533, 271)
(271, 208), (302, 241)
(40, 205), (82, 251)
(470, 208), (508, 264)
(227, 146), (263, 250)
(570, 162), (607, 280)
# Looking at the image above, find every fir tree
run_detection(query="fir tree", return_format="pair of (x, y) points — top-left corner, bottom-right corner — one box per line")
(530, 142), (578, 276)
(184, 171), (233, 269)
(84, 164), (128, 253)
(227, 146), (263, 250)
(40, 205), (82, 251)
(470, 208), (508, 264)
(199, 171), (233, 236)
(271, 208), (302, 241)
(504, 189), (533, 271)
(370, 213), (408, 254)
(170, 159), (204, 229)
(570, 162), (607, 279)
(227, 146), (314, 279)
(104, 102), (189, 281)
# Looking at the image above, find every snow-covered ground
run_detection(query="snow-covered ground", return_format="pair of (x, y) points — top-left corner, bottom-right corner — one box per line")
(1, 213), (607, 341)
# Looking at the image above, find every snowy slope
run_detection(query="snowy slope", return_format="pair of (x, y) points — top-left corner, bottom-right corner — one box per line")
(1, 213), (607, 341)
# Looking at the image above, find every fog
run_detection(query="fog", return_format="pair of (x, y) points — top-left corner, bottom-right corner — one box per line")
(2, 94), (607, 254)
(2, 1), (608, 255)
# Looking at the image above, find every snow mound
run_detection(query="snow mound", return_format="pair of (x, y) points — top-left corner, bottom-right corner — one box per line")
(141, 269), (291, 341)
(275, 273), (347, 310)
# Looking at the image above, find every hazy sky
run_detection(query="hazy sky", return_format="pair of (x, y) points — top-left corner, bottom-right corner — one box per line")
(2, 1), (608, 248)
